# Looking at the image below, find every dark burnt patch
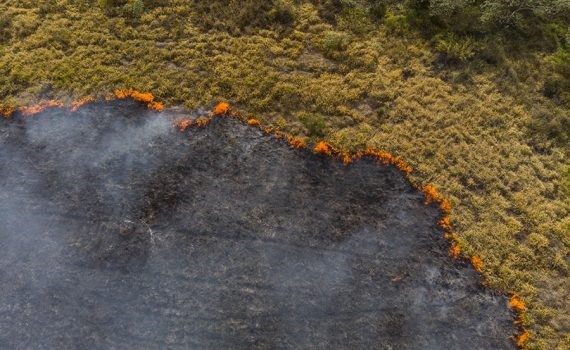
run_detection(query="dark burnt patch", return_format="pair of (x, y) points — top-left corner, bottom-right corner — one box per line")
(0, 101), (515, 349)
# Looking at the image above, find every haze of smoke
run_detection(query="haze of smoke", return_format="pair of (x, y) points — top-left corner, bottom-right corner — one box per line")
(0, 101), (515, 349)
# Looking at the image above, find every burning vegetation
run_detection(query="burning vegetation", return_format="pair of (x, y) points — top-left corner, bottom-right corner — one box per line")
(0, 96), (527, 349)
(115, 89), (164, 111)
(19, 100), (64, 117)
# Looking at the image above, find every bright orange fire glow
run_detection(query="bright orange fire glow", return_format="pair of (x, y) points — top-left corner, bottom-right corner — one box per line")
(509, 295), (527, 312)
(508, 294), (529, 348)
(449, 243), (461, 259)
(313, 141), (333, 156)
(148, 101), (165, 112)
(438, 216), (452, 231)
(115, 89), (163, 111)
(19, 100), (64, 117)
(358, 148), (413, 174)
(343, 154), (352, 166)
(247, 119), (260, 126)
(440, 198), (452, 213)
(471, 256), (483, 273)
(422, 185), (442, 204)
(212, 102), (230, 115)
(115, 89), (154, 104)
(70, 96), (95, 112)
(286, 135), (306, 149)
(516, 329), (529, 347)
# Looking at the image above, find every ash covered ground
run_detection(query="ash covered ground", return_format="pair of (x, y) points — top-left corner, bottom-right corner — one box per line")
(0, 101), (515, 349)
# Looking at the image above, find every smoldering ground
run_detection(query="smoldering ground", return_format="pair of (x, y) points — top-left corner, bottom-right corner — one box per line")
(0, 100), (515, 349)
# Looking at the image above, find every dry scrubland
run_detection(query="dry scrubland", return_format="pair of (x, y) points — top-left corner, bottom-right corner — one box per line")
(0, 1), (569, 348)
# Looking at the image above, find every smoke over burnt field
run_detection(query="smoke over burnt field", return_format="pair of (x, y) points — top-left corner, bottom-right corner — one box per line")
(0, 100), (515, 349)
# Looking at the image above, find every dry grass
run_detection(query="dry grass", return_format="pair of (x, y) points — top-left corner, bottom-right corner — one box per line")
(0, 1), (568, 348)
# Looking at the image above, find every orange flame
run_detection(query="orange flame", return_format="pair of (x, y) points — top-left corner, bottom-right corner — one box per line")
(516, 329), (529, 347)
(471, 256), (483, 273)
(449, 243), (461, 259)
(440, 198), (452, 213)
(115, 89), (154, 103)
(359, 148), (413, 174)
(438, 216), (452, 231)
(343, 154), (352, 166)
(508, 295), (529, 348)
(148, 101), (165, 112)
(509, 295), (526, 312)
(313, 141), (333, 156)
(247, 119), (260, 126)
(70, 96), (95, 112)
(19, 100), (64, 117)
(422, 184), (442, 204)
(286, 135), (306, 149)
(212, 102), (230, 115)
(115, 89), (163, 111)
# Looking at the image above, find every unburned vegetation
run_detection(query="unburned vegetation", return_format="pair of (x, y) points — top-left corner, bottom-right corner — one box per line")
(0, 0), (568, 348)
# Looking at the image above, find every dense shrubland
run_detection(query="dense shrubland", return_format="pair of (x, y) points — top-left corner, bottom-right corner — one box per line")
(0, 0), (568, 348)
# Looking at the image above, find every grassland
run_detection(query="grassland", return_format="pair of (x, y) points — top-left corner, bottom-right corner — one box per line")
(0, 1), (568, 348)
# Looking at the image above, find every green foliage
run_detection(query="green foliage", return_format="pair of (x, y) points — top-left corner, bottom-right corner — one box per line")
(384, 10), (408, 34)
(123, 0), (145, 19)
(320, 30), (350, 58)
(300, 112), (327, 137)
(368, 3), (387, 22)
(268, 0), (297, 26)
(543, 25), (569, 105)
(338, 6), (374, 34)
(553, 47), (570, 77)
(434, 32), (478, 62)
(480, 0), (570, 27)
(543, 22), (568, 49)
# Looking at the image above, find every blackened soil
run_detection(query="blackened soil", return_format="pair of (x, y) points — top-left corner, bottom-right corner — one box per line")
(0, 101), (515, 349)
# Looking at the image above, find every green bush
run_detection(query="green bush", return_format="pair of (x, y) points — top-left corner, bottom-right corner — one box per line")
(268, 0), (296, 26)
(368, 3), (387, 22)
(434, 33), (478, 62)
(384, 11), (408, 34)
(338, 6), (373, 35)
(320, 30), (350, 58)
(300, 112), (326, 137)
(123, 0), (145, 19)
(553, 47), (570, 77)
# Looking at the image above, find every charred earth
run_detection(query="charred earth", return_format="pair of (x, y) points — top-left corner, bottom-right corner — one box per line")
(0, 101), (515, 349)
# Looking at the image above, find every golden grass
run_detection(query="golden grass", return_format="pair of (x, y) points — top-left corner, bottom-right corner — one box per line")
(0, 1), (568, 348)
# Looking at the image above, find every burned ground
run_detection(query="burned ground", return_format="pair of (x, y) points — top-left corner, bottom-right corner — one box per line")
(0, 101), (515, 349)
